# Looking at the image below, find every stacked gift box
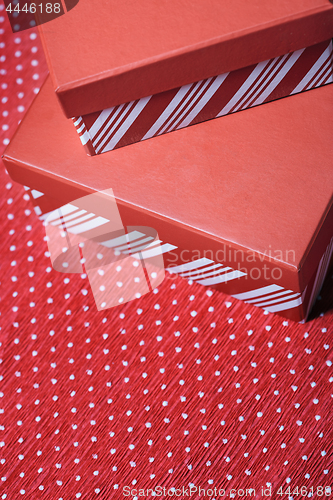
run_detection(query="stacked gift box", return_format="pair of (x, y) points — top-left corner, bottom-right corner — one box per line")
(3, 0), (333, 321)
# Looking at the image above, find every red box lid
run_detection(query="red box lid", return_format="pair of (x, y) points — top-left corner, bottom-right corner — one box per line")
(38, 0), (333, 117)
(3, 77), (333, 294)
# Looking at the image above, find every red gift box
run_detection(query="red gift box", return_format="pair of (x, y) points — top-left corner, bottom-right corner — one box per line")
(36, 0), (333, 153)
(3, 77), (333, 321)
(38, 0), (333, 117)
(73, 40), (333, 155)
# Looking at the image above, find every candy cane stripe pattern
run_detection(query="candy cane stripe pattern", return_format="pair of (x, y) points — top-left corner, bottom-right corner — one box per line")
(39, 189), (166, 310)
(72, 40), (333, 156)
(24, 187), (333, 320)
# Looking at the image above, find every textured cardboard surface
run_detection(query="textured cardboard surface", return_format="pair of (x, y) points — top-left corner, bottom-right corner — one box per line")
(3, 77), (333, 298)
(37, 0), (333, 117)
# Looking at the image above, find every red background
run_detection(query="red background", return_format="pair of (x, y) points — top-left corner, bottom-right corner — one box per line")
(0, 3), (333, 498)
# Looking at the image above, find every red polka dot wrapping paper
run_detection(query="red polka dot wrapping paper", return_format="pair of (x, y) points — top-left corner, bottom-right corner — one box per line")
(1, 4), (333, 499)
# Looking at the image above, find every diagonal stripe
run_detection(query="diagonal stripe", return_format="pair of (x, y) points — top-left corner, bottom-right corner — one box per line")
(216, 58), (273, 116)
(141, 83), (196, 141)
(102, 96), (152, 153)
(79, 130), (90, 146)
(232, 284), (284, 301)
(89, 106), (120, 140)
(94, 101), (135, 153)
(122, 240), (163, 257)
(245, 289), (294, 304)
(167, 258), (214, 274)
(119, 237), (156, 253)
(320, 69), (333, 85)
(95, 102), (137, 151)
(59, 213), (96, 229)
(67, 217), (110, 235)
(101, 231), (147, 248)
(304, 56), (332, 89)
(290, 43), (332, 94)
(42, 204), (79, 222)
(135, 240), (163, 250)
(315, 67), (333, 87)
(76, 122), (85, 134)
(232, 54), (289, 113)
(175, 73), (229, 130)
(263, 296), (303, 313)
(197, 270), (247, 285)
(73, 117), (82, 127)
(311, 64), (332, 89)
(159, 79), (212, 135)
(135, 243), (177, 259)
(51, 209), (87, 226)
(179, 263), (224, 277)
(249, 49), (304, 107)
(95, 102), (133, 152)
(61, 209), (87, 223)
(251, 292), (300, 308)
(162, 79), (214, 133)
(186, 266), (233, 281)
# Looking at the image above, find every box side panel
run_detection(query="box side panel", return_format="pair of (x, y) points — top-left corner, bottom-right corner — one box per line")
(20, 186), (309, 321)
(298, 197), (333, 291)
(74, 40), (333, 155)
(304, 236), (333, 319)
(57, 9), (333, 117)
